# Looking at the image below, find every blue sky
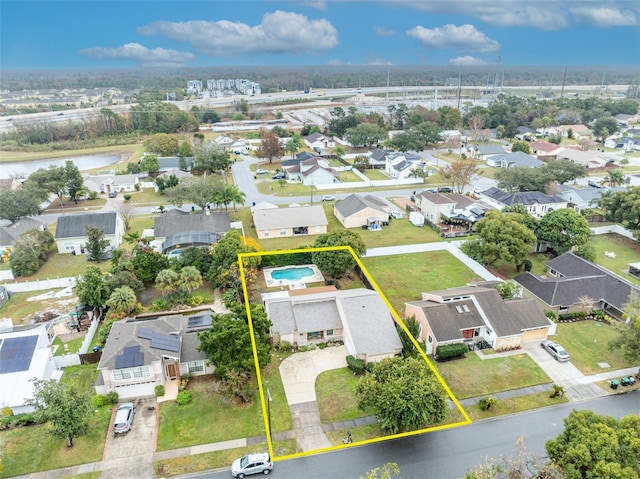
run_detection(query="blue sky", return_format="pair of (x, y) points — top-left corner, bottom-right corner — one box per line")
(1, 0), (639, 69)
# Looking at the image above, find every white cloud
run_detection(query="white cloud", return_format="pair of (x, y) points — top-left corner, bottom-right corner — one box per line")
(407, 24), (500, 53)
(375, 26), (396, 37)
(138, 11), (338, 56)
(449, 56), (490, 66)
(297, 0), (328, 9)
(79, 43), (194, 67)
(387, 1), (639, 30)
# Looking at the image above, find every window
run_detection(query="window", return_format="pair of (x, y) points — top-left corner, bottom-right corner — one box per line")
(280, 229), (287, 236)
(187, 361), (204, 374)
(113, 365), (150, 381)
(326, 329), (334, 336)
(427, 335), (433, 343)
(264, 231), (269, 237)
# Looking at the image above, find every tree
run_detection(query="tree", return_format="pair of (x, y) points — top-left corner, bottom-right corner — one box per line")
(496, 282), (521, 300)
(396, 316), (425, 358)
(344, 123), (387, 148)
(312, 230), (366, 278)
(473, 211), (537, 268)
(0, 188), (43, 223)
(495, 167), (547, 192)
(609, 293), (640, 364)
(131, 246), (170, 284)
(542, 160), (587, 185)
(207, 229), (262, 290)
(361, 463), (401, 479)
(26, 379), (93, 448)
(604, 169), (625, 188)
(601, 186), (640, 237)
(192, 143), (231, 174)
(155, 269), (180, 294)
(546, 409), (640, 479)
(178, 266), (202, 294)
(352, 155), (371, 171)
(115, 203), (135, 231)
(439, 160), (480, 193)
(592, 116), (619, 140)
(438, 106), (462, 130)
(415, 121), (442, 146)
(197, 303), (271, 379)
(85, 224), (110, 262)
(107, 286), (137, 315)
(139, 153), (160, 176)
(143, 133), (179, 156)
(76, 265), (110, 309)
(165, 175), (224, 212)
(356, 357), (447, 434)
(391, 130), (424, 152)
(284, 134), (302, 159)
(10, 228), (54, 277)
(536, 209), (590, 254)
(27, 165), (67, 208)
(256, 128), (283, 164)
(511, 140), (531, 154)
(64, 161), (84, 204)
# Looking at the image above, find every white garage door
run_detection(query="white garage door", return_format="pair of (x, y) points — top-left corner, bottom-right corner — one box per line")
(114, 381), (156, 399)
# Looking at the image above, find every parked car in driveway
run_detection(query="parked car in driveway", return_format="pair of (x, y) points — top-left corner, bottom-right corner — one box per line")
(231, 452), (273, 477)
(390, 210), (404, 219)
(113, 402), (136, 435)
(272, 172), (285, 179)
(256, 168), (269, 175)
(108, 191), (118, 198)
(541, 340), (571, 362)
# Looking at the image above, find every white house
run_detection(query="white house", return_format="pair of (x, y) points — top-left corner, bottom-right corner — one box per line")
(283, 157), (339, 185)
(0, 326), (60, 414)
(480, 187), (568, 219)
(83, 174), (139, 195)
(54, 211), (125, 254)
(384, 152), (423, 179)
(304, 133), (335, 152)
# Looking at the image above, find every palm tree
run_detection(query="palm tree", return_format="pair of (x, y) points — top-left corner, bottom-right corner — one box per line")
(228, 185), (246, 212)
(214, 186), (235, 211)
(106, 286), (137, 315)
(589, 189), (615, 213)
(604, 169), (625, 188)
(178, 266), (202, 294)
(155, 269), (179, 294)
(284, 134), (302, 159)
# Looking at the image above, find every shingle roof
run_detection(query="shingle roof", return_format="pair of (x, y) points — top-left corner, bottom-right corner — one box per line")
(153, 211), (230, 238)
(55, 212), (118, 239)
(492, 151), (544, 168)
(482, 187), (565, 206)
(0, 218), (44, 246)
(477, 145), (506, 156)
(253, 205), (328, 231)
(334, 194), (388, 218)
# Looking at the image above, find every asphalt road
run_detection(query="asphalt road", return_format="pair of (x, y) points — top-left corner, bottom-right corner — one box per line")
(194, 391), (639, 479)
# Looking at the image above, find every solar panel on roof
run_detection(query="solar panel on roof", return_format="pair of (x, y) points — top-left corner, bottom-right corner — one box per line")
(188, 314), (212, 329)
(137, 328), (154, 340)
(150, 335), (180, 352)
(0, 335), (38, 374)
(114, 345), (144, 369)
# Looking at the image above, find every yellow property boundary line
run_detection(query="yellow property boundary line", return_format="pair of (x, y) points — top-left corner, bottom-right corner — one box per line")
(238, 245), (471, 462)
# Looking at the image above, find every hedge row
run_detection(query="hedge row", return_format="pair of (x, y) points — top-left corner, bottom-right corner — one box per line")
(436, 343), (468, 359)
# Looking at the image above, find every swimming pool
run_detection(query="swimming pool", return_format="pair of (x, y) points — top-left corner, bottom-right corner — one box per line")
(270, 266), (315, 281)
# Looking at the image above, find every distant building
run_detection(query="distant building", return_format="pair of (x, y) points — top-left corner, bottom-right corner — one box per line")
(187, 80), (203, 96)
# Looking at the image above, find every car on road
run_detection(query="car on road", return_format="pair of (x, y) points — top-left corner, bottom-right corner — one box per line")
(272, 172), (286, 179)
(321, 195), (336, 201)
(541, 340), (571, 362)
(113, 402), (136, 435)
(256, 168), (269, 175)
(231, 452), (273, 477)
(438, 187), (453, 193)
(151, 206), (166, 213)
(390, 210), (404, 219)
(57, 112), (64, 116)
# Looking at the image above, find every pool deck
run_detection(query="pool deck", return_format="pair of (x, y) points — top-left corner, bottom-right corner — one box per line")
(263, 265), (325, 288)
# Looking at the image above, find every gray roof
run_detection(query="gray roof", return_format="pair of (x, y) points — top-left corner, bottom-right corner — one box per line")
(334, 194), (388, 218)
(253, 205), (328, 231)
(418, 192), (475, 207)
(369, 148), (390, 162)
(0, 218), (44, 246)
(158, 156), (193, 170)
(55, 212), (118, 239)
(477, 145), (507, 156)
(556, 185), (625, 205)
(491, 151), (544, 168)
(265, 288), (401, 357)
(515, 252), (640, 312)
(154, 211), (230, 238)
(482, 187), (565, 206)
(98, 313), (209, 370)
(407, 287), (550, 342)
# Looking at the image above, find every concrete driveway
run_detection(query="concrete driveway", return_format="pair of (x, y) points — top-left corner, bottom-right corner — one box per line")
(100, 397), (158, 478)
(522, 342), (608, 401)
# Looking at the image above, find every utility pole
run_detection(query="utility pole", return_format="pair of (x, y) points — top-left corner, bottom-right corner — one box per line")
(493, 56), (501, 101)
(456, 70), (462, 110)
(386, 71), (390, 103)
(560, 65), (568, 99)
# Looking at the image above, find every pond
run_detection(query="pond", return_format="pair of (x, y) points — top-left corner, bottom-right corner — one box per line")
(0, 154), (123, 179)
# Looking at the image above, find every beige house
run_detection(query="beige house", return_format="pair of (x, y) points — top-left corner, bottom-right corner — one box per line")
(415, 192), (474, 225)
(83, 174), (139, 194)
(263, 287), (402, 363)
(556, 148), (609, 169)
(529, 141), (565, 159)
(557, 124), (593, 140)
(252, 205), (328, 239)
(334, 194), (390, 228)
(405, 285), (553, 355)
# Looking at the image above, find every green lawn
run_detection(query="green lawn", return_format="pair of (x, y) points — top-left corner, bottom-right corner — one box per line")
(52, 336), (84, 356)
(434, 353), (551, 399)
(60, 364), (100, 393)
(14, 250), (110, 283)
(464, 391), (569, 421)
(588, 234), (640, 286)
(0, 289), (75, 325)
(0, 407), (112, 478)
(316, 368), (370, 423)
(553, 321), (636, 375)
(361, 169), (391, 180)
(362, 251), (482, 314)
(156, 355), (293, 451)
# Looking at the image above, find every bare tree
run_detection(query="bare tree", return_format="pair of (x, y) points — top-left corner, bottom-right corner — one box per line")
(467, 114), (485, 143)
(116, 203), (135, 231)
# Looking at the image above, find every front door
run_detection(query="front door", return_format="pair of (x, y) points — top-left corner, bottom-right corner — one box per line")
(167, 362), (177, 379)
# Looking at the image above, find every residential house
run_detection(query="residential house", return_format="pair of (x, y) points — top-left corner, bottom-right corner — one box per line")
(384, 152), (423, 179)
(95, 312), (215, 398)
(0, 325), (60, 414)
(556, 148), (610, 169)
(440, 130), (463, 143)
(556, 184), (624, 213)
(0, 218), (45, 250)
(405, 285), (553, 354)
(281, 151), (316, 170)
(604, 137), (640, 151)
(252, 205), (328, 239)
(479, 187), (568, 219)
(155, 168), (192, 184)
(263, 287), (402, 363)
(486, 151), (544, 168)
(304, 133), (335, 152)
(157, 156), (193, 172)
(415, 192), (491, 236)
(367, 148), (392, 169)
(535, 127), (559, 137)
(529, 141), (564, 159)
(283, 157), (340, 186)
(54, 211), (124, 254)
(153, 210), (230, 254)
(615, 113), (638, 127)
(626, 174), (640, 186)
(212, 134), (235, 149)
(415, 192), (475, 225)
(557, 124), (593, 140)
(83, 174), (138, 195)
(462, 144), (506, 161)
(515, 126), (535, 141)
(334, 194), (390, 228)
(515, 252), (640, 320)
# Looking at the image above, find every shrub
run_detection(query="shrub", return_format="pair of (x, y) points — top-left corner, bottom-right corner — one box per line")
(188, 295), (204, 307)
(91, 395), (108, 408)
(123, 194), (132, 202)
(277, 340), (292, 352)
(436, 343), (468, 359)
(155, 385), (166, 397)
(105, 391), (119, 405)
(318, 342), (326, 349)
(179, 374), (190, 392)
(479, 396), (496, 411)
(222, 289), (237, 308)
(346, 355), (366, 374)
(522, 260), (533, 272)
(176, 391), (192, 406)
(1, 406), (13, 417)
(545, 310), (558, 321)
